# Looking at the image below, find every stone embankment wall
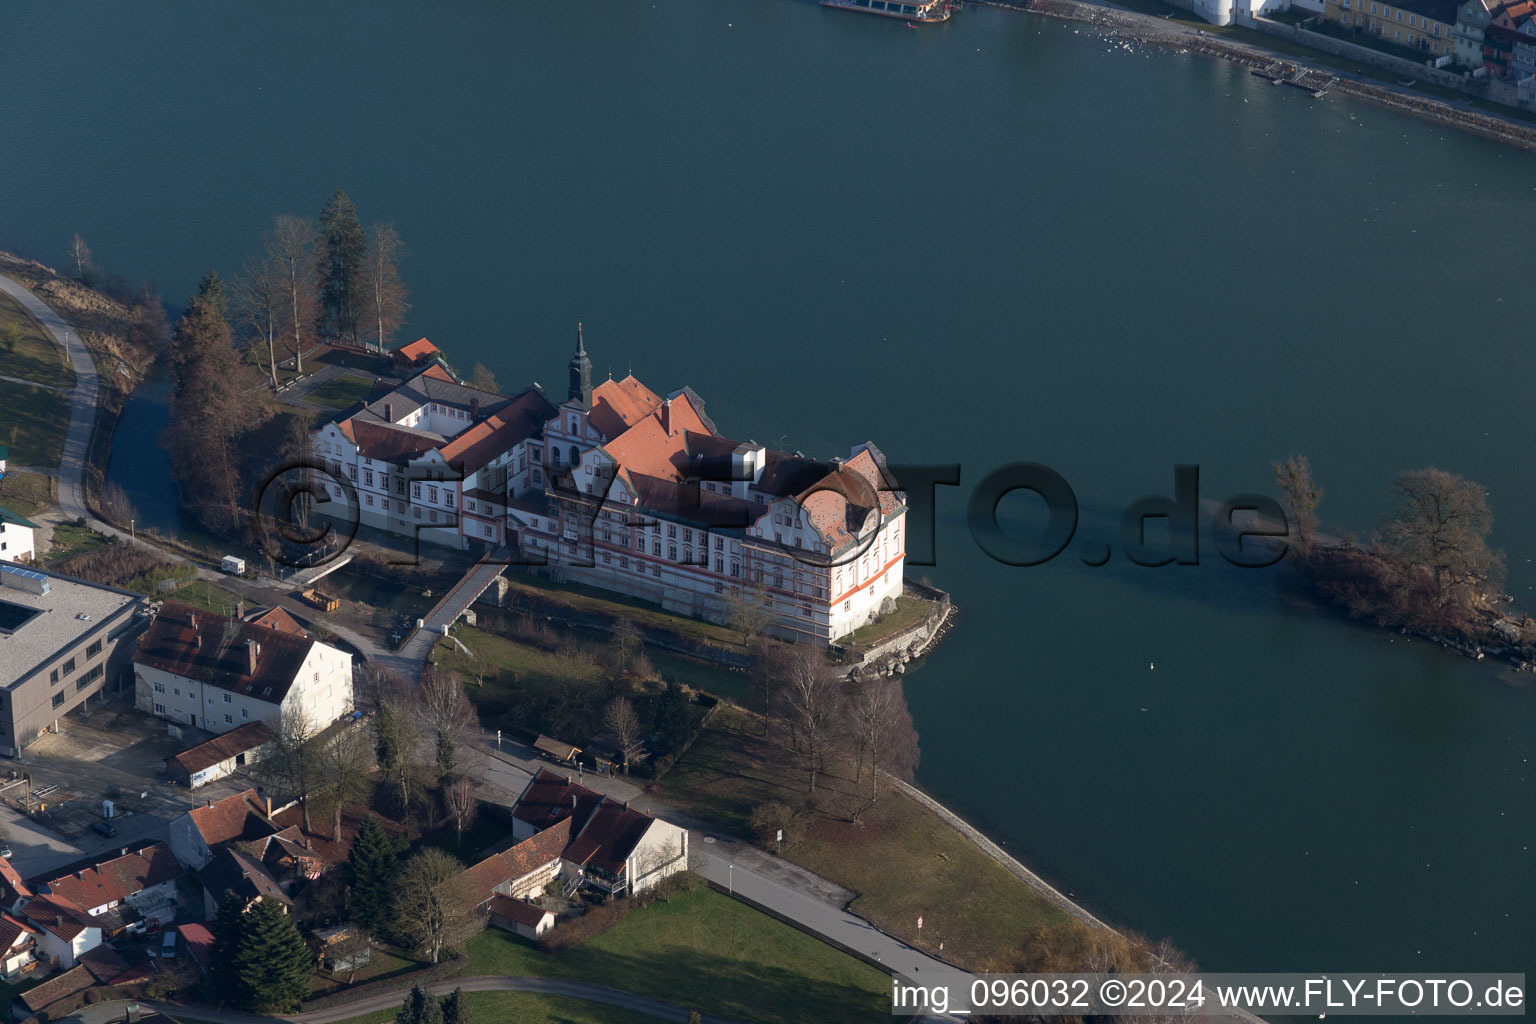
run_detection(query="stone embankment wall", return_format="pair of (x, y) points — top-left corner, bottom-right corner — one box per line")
(836, 580), (954, 678)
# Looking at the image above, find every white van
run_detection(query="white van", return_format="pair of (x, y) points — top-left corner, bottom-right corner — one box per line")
(220, 555), (246, 575)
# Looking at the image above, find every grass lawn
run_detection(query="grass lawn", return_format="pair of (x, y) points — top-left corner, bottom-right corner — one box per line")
(309, 372), (379, 410)
(169, 577), (248, 614)
(0, 470), (55, 516)
(501, 574), (744, 649)
(44, 520), (106, 562)
(840, 594), (931, 651)
(307, 948), (421, 999)
(0, 376), (69, 468)
(661, 705), (1070, 970)
(463, 884), (889, 1024)
(0, 290), (75, 389)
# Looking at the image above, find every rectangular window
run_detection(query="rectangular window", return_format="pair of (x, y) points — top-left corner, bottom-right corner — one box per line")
(242, 708), (249, 719)
(154, 682), (165, 694)
(397, 478), (406, 494)
(63, 658), (76, 676)
(364, 469), (374, 486)
(86, 640), (102, 659)
(484, 525), (493, 537)
(413, 483), (422, 499)
(428, 485), (438, 502)
(51, 692), (64, 709)
(154, 703), (166, 715)
(225, 714), (233, 724)
(50, 669), (58, 684)
(223, 692), (231, 703)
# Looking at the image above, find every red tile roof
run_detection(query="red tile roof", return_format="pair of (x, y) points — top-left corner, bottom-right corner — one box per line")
(563, 800), (655, 877)
(488, 894), (551, 927)
(41, 842), (182, 913)
(133, 602), (316, 705)
(19, 964), (92, 1012)
(438, 389), (556, 469)
(589, 376), (662, 439)
(348, 419), (440, 462)
(186, 788), (279, 847)
(23, 893), (94, 941)
(511, 771), (605, 834)
(0, 857), (32, 906)
(420, 362), (458, 383)
(167, 721), (273, 778)
(460, 818), (571, 901)
(0, 912), (36, 952)
(396, 337), (441, 361)
(244, 605), (308, 637)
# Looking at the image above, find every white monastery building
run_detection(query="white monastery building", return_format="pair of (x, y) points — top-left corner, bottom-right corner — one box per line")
(311, 330), (908, 642)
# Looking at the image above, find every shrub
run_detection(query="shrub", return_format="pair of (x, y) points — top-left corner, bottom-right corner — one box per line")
(538, 898), (632, 953)
(748, 801), (800, 850)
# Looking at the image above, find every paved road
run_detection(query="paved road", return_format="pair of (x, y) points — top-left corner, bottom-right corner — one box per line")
(0, 272), (99, 520)
(58, 976), (739, 1024)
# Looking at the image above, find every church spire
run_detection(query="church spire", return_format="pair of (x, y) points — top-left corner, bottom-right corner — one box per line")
(568, 321), (593, 409)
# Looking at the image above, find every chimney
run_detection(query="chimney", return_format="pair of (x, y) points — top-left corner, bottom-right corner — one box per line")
(55, 915), (62, 927)
(384, 401), (393, 422)
(236, 599), (244, 620)
(570, 794), (577, 809)
(188, 612), (197, 629)
(246, 639), (259, 675)
(206, 799), (213, 809)
(470, 397), (480, 421)
(660, 399), (671, 436)
(265, 795), (272, 816)
(194, 635), (202, 650)
(120, 848), (127, 857)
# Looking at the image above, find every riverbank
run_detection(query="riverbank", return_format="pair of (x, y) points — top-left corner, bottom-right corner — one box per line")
(980, 0), (1536, 150)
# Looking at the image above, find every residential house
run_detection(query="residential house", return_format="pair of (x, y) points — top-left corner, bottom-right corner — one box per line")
(132, 601), (352, 735)
(1327, 0), (1461, 54)
(165, 720), (274, 789)
(167, 788), (281, 872)
(242, 605), (308, 637)
(506, 770), (689, 896)
(0, 565), (147, 757)
(0, 859), (31, 914)
(1481, 0), (1536, 71)
(391, 337), (444, 372)
(20, 893), (100, 969)
(0, 913), (39, 980)
(0, 507), (37, 564)
(197, 846), (291, 919)
(33, 842), (182, 921)
(1456, 0), (1498, 65)
(16, 964), (93, 1018)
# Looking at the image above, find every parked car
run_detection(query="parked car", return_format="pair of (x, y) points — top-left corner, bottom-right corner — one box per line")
(91, 821), (116, 838)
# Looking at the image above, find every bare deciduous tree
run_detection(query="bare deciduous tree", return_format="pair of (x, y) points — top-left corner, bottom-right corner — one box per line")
(724, 584), (773, 646)
(266, 214), (318, 375)
(774, 645), (840, 797)
(394, 848), (471, 964)
(233, 254), (286, 388)
(363, 223), (409, 354)
(418, 668), (476, 781)
(1273, 452), (1323, 556)
(843, 675), (920, 815)
(610, 617), (642, 674)
(1379, 467), (1503, 618)
(603, 696), (641, 771)
(442, 776), (478, 849)
(258, 707), (319, 833)
(70, 233), (92, 279)
(316, 724), (374, 842)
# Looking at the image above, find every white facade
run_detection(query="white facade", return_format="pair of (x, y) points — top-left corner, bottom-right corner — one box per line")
(136, 641), (351, 735)
(0, 519), (35, 563)
(31, 919), (99, 969)
(621, 818), (690, 895)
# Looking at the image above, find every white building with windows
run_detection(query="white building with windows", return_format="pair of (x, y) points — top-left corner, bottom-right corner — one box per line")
(311, 331), (908, 642)
(132, 602), (352, 733)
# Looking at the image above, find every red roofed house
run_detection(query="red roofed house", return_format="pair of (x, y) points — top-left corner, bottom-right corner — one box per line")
(242, 604), (308, 637)
(132, 602), (352, 735)
(18, 893), (100, 969)
(177, 922), (215, 975)
(0, 912), (39, 979)
(34, 842), (182, 919)
(167, 788), (281, 872)
(506, 770), (688, 897)
(392, 337), (443, 371)
(310, 326), (910, 641)
(166, 720), (274, 789)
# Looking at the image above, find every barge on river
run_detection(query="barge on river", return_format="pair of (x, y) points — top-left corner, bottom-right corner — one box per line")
(820, 0), (956, 22)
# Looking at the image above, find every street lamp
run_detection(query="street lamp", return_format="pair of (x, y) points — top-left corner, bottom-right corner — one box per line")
(728, 864), (734, 895)
(129, 519), (134, 541)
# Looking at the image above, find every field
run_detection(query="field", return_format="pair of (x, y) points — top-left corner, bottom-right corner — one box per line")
(661, 705), (1072, 970)
(0, 471), (55, 516)
(168, 577), (248, 614)
(309, 372), (379, 410)
(840, 594), (931, 651)
(462, 884), (889, 1024)
(498, 573), (744, 649)
(43, 520), (106, 561)
(178, 993), (669, 1024)
(0, 376), (69, 468)
(0, 289), (74, 389)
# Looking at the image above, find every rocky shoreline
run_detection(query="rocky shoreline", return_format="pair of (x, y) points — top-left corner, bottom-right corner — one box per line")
(978, 0), (1536, 151)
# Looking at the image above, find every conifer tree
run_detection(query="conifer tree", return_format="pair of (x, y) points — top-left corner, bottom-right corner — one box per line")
(316, 189), (366, 346)
(206, 890), (249, 1004)
(347, 814), (399, 935)
(398, 984), (434, 1024)
(233, 897), (313, 1012)
(441, 987), (470, 1024)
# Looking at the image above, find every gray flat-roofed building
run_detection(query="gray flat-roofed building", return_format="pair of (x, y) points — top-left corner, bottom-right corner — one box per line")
(0, 565), (147, 756)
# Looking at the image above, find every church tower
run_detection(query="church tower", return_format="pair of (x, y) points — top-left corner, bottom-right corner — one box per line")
(568, 322), (593, 409)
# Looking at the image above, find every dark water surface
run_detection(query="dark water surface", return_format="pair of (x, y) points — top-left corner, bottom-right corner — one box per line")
(4, 0), (1533, 975)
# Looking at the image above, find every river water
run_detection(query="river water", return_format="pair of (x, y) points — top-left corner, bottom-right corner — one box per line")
(3, 0), (1532, 976)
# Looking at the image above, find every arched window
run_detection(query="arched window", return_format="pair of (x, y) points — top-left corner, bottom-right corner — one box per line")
(683, 547), (692, 564)
(669, 544), (678, 561)
(569, 445), (580, 467)
(730, 562), (740, 577)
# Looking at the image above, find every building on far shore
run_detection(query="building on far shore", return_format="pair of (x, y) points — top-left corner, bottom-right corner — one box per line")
(0, 565), (146, 758)
(1325, 0), (1461, 55)
(310, 331), (908, 642)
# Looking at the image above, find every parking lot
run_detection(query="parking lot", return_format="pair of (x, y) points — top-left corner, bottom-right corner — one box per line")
(1, 693), (263, 878)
